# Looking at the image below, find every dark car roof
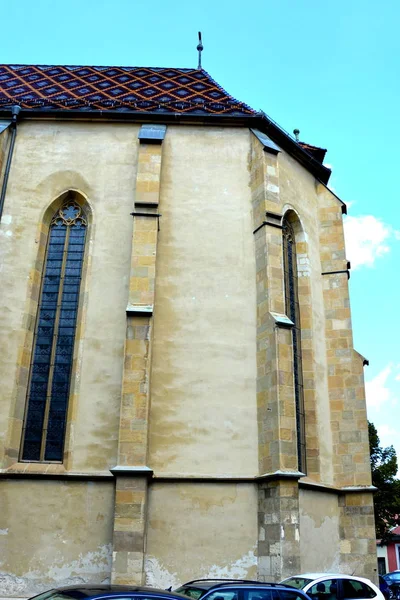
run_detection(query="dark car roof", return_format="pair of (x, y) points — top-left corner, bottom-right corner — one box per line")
(178, 581), (309, 593)
(47, 586), (188, 599)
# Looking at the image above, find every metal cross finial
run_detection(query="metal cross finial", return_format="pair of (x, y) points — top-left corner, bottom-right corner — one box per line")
(197, 31), (204, 69)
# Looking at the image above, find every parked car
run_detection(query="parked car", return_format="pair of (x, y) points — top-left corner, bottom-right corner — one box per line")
(28, 585), (190, 600)
(280, 574), (385, 600)
(379, 576), (393, 600)
(174, 578), (313, 600)
(383, 574), (400, 586)
(382, 573), (400, 600)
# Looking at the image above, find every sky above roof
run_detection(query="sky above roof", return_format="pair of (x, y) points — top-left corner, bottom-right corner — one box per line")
(2, 0), (399, 469)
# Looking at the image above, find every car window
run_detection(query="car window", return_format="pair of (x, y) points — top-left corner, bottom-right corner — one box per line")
(386, 575), (400, 582)
(281, 579), (313, 590)
(308, 579), (339, 600)
(204, 591), (239, 600)
(278, 591), (308, 600)
(30, 594), (87, 600)
(244, 590), (274, 600)
(175, 589), (205, 600)
(342, 580), (376, 599)
(94, 597), (134, 600)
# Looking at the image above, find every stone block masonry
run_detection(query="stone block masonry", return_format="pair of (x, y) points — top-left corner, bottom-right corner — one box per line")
(111, 128), (165, 584)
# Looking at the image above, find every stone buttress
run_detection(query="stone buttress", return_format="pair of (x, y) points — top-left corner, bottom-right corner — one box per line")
(111, 124), (166, 584)
(317, 184), (376, 576)
(249, 130), (302, 580)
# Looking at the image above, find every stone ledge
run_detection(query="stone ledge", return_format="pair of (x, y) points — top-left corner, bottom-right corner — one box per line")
(138, 123), (166, 143)
(269, 312), (294, 329)
(0, 469), (113, 480)
(153, 472), (255, 482)
(299, 479), (377, 494)
(256, 469), (305, 482)
(126, 304), (153, 315)
(110, 465), (154, 478)
(251, 128), (281, 154)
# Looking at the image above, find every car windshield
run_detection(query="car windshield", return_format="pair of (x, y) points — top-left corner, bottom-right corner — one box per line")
(175, 587), (205, 600)
(280, 578), (313, 590)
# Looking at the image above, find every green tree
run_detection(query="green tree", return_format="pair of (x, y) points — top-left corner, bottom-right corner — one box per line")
(369, 421), (400, 541)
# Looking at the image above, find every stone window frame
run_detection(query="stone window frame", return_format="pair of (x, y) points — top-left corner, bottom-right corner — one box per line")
(281, 208), (319, 478)
(282, 211), (307, 474)
(5, 189), (92, 471)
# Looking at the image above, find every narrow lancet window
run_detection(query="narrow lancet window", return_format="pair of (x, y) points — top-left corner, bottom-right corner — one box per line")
(282, 217), (307, 473)
(21, 199), (87, 462)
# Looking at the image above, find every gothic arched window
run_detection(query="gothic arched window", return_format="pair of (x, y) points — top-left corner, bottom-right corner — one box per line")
(21, 199), (87, 462)
(282, 217), (306, 473)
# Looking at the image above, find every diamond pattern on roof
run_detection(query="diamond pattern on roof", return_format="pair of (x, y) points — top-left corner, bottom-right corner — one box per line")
(0, 64), (256, 115)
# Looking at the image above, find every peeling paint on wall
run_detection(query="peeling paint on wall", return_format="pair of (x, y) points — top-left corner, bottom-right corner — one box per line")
(299, 489), (340, 573)
(204, 549), (257, 579)
(145, 549), (257, 589)
(0, 544), (112, 597)
(145, 557), (180, 589)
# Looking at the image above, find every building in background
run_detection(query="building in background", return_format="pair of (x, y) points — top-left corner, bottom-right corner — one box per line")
(0, 62), (377, 597)
(377, 527), (400, 573)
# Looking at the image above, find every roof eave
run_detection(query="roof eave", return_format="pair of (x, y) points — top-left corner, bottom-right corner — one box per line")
(256, 113), (331, 184)
(0, 106), (331, 184)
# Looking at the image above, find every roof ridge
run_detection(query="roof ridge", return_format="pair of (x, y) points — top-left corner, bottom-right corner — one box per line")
(2, 63), (202, 72)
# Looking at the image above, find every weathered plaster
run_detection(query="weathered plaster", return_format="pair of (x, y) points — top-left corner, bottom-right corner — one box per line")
(145, 482), (258, 586)
(299, 488), (340, 572)
(148, 126), (258, 476)
(0, 480), (114, 597)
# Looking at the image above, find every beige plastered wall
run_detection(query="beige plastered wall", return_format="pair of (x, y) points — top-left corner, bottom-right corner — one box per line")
(0, 120), (138, 471)
(0, 120), (139, 596)
(0, 479), (115, 596)
(299, 487), (340, 572)
(145, 482), (258, 587)
(0, 120), (373, 591)
(148, 126), (259, 477)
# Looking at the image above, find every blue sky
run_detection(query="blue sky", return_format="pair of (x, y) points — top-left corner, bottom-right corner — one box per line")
(2, 0), (399, 465)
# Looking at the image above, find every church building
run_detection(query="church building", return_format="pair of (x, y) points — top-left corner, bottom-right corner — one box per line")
(0, 58), (377, 597)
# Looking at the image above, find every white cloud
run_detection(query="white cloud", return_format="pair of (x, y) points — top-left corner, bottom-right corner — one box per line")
(365, 364), (398, 410)
(366, 365), (400, 475)
(343, 214), (399, 269)
(378, 423), (398, 438)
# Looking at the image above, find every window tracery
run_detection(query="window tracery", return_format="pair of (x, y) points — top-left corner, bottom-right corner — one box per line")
(21, 199), (87, 462)
(282, 217), (307, 473)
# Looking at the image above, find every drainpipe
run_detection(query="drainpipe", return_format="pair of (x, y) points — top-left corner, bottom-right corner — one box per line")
(0, 105), (21, 222)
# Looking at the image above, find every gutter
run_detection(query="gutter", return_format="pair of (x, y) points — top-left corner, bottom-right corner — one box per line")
(0, 105), (21, 222)
(0, 107), (332, 185)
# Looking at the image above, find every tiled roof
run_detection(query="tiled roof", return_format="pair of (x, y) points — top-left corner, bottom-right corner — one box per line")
(0, 64), (256, 116)
(299, 141), (327, 164)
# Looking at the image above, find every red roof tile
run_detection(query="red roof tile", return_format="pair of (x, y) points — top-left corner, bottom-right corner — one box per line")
(0, 64), (256, 116)
(299, 141), (327, 164)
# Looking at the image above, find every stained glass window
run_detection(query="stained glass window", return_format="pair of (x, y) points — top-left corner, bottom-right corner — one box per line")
(282, 218), (307, 474)
(21, 200), (87, 462)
